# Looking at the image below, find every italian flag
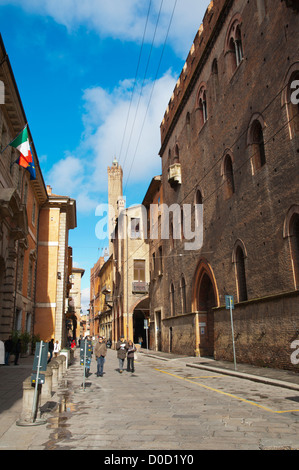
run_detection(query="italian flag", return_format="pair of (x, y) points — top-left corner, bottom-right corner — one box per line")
(9, 125), (32, 168)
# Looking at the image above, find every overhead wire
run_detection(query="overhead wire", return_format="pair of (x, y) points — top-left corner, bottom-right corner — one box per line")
(118, 0), (153, 166)
(120, 0), (165, 171)
(123, 0), (178, 193)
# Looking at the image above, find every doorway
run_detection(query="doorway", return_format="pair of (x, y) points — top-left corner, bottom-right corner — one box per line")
(193, 259), (218, 357)
(155, 310), (162, 351)
(198, 273), (216, 356)
(133, 310), (146, 346)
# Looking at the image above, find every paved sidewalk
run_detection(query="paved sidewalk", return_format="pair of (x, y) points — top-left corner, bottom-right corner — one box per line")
(0, 354), (35, 445)
(139, 349), (299, 391)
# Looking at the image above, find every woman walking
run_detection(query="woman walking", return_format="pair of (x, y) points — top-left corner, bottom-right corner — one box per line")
(126, 340), (137, 373)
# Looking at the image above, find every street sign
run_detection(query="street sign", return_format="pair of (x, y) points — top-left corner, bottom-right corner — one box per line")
(80, 339), (92, 367)
(31, 340), (48, 424)
(80, 339), (93, 390)
(33, 342), (49, 372)
(225, 295), (234, 310)
(225, 295), (237, 371)
(31, 373), (45, 385)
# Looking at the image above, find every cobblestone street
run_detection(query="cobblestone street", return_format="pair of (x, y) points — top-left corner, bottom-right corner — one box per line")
(1, 349), (299, 452)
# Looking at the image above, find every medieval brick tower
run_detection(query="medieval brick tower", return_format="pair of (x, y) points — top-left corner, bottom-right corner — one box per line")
(107, 158), (123, 255)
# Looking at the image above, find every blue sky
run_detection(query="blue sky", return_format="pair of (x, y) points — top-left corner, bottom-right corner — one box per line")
(0, 0), (211, 311)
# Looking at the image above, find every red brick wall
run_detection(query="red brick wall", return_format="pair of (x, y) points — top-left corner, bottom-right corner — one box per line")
(156, 0), (299, 365)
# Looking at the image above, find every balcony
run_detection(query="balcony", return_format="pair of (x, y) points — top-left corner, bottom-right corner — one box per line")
(132, 281), (149, 294)
(168, 163), (181, 186)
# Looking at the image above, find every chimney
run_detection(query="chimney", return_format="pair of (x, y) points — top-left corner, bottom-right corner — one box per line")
(47, 185), (52, 195)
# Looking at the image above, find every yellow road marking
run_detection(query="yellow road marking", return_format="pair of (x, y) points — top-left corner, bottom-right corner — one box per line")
(155, 369), (299, 414)
(187, 375), (225, 379)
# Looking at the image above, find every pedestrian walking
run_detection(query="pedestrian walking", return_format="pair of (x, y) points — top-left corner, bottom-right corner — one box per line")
(4, 336), (13, 365)
(14, 339), (21, 365)
(116, 335), (127, 373)
(94, 336), (107, 377)
(48, 338), (54, 363)
(126, 340), (137, 373)
(54, 340), (60, 357)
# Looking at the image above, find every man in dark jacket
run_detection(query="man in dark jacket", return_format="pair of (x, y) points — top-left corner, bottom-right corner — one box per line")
(94, 336), (107, 377)
(116, 335), (127, 373)
(4, 336), (13, 365)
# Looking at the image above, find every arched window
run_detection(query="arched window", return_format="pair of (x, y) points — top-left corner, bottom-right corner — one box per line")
(225, 16), (244, 75)
(283, 206), (299, 289)
(186, 112), (191, 145)
(248, 117), (266, 173)
(252, 120), (266, 168)
(223, 154), (235, 198)
(291, 215), (299, 286)
(195, 189), (203, 230)
(169, 221), (174, 250)
(234, 25), (244, 67)
(181, 276), (187, 314)
(174, 144), (180, 162)
(211, 58), (219, 102)
(284, 68), (299, 139)
(233, 243), (248, 302)
(198, 86), (208, 125)
(256, 0), (267, 24)
(170, 283), (175, 316)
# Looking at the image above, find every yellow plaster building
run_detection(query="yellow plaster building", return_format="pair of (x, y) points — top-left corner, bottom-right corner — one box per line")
(35, 185), (77, 346)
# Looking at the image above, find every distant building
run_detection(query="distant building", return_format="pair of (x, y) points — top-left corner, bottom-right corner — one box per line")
(90, 256), (105, 337)
(68, 267), (85, 341)
(95, 255), (113, 341)
(106, 160), (150, 345)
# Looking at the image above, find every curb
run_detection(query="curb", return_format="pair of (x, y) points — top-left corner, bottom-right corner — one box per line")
(139, 350), (299, 392)
(186, 362), (299, 392)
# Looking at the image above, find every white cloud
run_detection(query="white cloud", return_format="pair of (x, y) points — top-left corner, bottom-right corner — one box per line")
(46, 70), (177, 214)
(80, 286), (90, 314)
(1, 0), (211, 58)
(82, 70), (178, 190)
(46, 155), (83, 195)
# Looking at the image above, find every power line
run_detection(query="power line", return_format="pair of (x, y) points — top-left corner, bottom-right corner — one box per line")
(121, 0), (165, 171)
(123, 0), (178, 193)
(118, 0), (153, 165)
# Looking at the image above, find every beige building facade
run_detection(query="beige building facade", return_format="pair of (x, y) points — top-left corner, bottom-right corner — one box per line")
(35, 185), (77, 345)
(0, 34), (48, 348)
(69, 267), (85, 341)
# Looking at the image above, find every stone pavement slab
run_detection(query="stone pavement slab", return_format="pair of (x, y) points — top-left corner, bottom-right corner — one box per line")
(0, 348), (299, 451)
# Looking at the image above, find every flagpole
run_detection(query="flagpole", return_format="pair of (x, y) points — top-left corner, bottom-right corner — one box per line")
(0, 123), (28, 154)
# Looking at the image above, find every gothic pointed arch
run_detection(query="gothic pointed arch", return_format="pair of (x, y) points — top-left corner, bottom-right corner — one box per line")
(283, 205), (299, 289)
(191, 258), (219, 312)
(232, 239), (248, 302)
(192, 259), (219, 357)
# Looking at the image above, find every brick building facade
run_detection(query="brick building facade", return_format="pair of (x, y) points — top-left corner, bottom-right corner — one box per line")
(155, 0), (299, 370)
